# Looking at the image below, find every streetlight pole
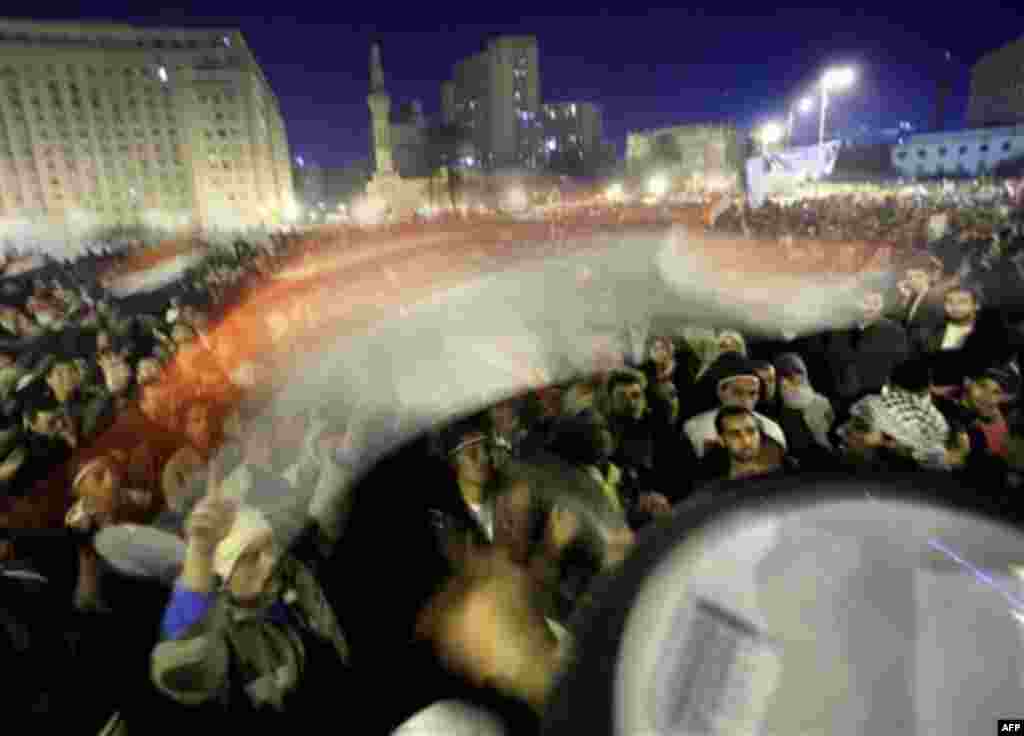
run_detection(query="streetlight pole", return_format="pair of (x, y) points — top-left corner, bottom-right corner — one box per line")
(818, 85), (829, 146)
(787, 97), (814, 147)
(817, 68), (855, 146)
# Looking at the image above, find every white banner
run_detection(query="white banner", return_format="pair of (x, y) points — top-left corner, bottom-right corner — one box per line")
(747, 141), (842, 208)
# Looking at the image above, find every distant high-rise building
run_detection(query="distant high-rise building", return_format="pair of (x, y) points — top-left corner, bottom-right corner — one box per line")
(967, 34), (1024, 128)
(444, 35), (542, 170)
(0, 18), (294, 231)
(541, 101), (604, 176)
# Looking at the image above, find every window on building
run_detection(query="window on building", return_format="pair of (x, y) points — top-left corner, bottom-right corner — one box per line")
(917, 149), (927, 158)
(1003, 141), (1013, 152)
(959, 145), (968, 155)
(938, 147), (947, 156)
(980, 144), (989, 152)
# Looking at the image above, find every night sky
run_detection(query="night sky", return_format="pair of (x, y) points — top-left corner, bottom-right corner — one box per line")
(12, 4), (1024, 169)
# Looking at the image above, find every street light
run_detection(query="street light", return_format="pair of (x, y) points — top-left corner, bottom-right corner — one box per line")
(818, 66), (856, 145)
(758, 121), (786, 147)
(647, 174), (669, 198)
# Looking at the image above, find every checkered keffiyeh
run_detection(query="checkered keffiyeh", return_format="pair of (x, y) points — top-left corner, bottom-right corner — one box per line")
(850, 391), (949, 468)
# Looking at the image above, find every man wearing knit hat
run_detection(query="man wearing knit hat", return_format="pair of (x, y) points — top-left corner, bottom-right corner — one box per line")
(682, 357), (787, 460)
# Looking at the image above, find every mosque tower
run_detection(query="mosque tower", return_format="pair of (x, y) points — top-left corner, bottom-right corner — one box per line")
(368, 42), (394, 176)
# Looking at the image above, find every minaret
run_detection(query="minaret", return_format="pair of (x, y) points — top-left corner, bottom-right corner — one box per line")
(368, 42), (394, 176)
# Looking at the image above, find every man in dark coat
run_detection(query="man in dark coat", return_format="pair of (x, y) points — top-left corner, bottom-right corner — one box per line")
(910, 282), (1016, 390)
(816, 282), (909, 411)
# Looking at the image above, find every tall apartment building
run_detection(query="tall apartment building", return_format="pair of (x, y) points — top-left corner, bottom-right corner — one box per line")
(541, 101), (604, 176)
(0, 18), (294, 233)
(967, 33), (1024, 128)
(443, 36), (543, 170)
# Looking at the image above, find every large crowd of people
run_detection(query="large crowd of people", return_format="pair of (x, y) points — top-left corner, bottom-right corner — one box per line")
(1, 183), (1024, 734)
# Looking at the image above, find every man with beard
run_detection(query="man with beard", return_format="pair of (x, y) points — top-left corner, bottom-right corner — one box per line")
(911, 283), (1013, 391)
(773, 353), (836, 472)
(750, 359), (780, 422)
(710, 406), (786, 482)
(894, 253), (948, 330)
(640, 335), (699, 404)
(603, 369), (672, 525)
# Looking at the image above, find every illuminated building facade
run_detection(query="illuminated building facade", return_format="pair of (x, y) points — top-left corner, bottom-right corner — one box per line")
(444, 36), (543, 170)
(0, 18), (295, 232)
(541, 101), (606, 176)
(892, 125), (1024, 178)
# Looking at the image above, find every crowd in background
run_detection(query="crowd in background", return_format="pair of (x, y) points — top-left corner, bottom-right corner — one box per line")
(1, 184), (1024, 734)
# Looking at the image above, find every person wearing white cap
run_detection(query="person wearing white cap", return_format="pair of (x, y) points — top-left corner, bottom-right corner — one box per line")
(150, 486), (349, 719)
